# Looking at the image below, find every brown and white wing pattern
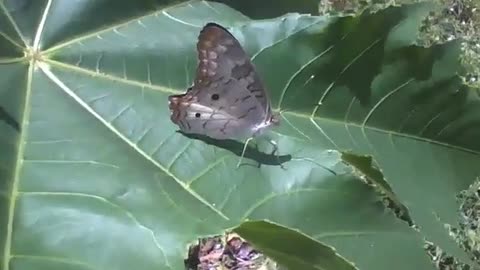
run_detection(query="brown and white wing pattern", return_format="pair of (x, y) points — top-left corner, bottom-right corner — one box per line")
(168, 23), (275, 140)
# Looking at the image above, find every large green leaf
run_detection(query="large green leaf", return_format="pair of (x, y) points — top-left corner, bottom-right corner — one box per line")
(1, 0), (478, 270)
(214, 0), (321, 19)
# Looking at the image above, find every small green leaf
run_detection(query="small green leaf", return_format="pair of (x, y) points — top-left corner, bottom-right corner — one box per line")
(235, 220), (357, 270)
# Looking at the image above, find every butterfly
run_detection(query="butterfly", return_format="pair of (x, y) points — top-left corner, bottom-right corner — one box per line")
(168, 22), (280, 167)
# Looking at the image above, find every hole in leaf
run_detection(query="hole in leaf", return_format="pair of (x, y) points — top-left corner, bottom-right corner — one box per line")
(184, 232), (272, 270)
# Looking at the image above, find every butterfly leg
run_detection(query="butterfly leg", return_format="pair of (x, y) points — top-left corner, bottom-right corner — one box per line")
(237, 137), (254, 168)
(253, 142), (262, 168)
(267, 139), (286, 170)
(267, 139), (278, 154)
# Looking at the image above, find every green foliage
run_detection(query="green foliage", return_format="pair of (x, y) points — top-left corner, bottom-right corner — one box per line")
(318, 0), (480, 88)
(234, 221), (357, 270)
(318, 1), (480, 269)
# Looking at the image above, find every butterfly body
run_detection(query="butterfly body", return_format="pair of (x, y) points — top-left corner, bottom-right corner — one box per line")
(168, 23), (278, 141)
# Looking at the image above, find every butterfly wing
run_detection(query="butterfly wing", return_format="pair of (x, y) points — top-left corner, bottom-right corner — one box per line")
(169, 23), (273, 140)
(194, 23), (271, 115)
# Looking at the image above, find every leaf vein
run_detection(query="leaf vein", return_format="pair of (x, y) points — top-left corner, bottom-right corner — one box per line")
(277, 45), (335, 110)
(278, 110), (480, 155)
(251, 18), (319, 61)
(344, 97), (359, 148)
(309, 118), (339, 149)
(361, 78), (414, 127)
(242, 188), (330, 220)
(23, 159), (120, 169)
(161, 10), (201, 28)
(44, 59), (178, 94)
(0, 1), (28, 47)
(186, 155), (229, 186)
(19, 191), (172, 269)
(39, 63), (229, 221)
(42, 0), (198, 54)
(2, 56), (35, 270)
(11, 254), (100, 270)
(167, 140), (192, 170)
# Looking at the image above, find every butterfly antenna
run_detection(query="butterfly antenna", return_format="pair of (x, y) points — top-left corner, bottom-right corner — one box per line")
(237, 137), (254, 168)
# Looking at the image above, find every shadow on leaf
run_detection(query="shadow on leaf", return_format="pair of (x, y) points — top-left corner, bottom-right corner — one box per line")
(0, 106), (20, 132)
(178, 131), (291, 167)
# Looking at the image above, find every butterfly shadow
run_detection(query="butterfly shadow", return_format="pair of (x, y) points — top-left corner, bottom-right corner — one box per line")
(178, 132), (292, 167)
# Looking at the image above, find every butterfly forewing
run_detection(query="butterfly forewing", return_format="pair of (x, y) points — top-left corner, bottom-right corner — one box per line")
(194, 23), (271, 114)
